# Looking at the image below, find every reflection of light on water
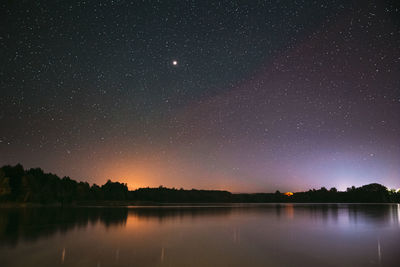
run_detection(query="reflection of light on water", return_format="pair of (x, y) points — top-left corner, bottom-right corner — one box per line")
(233, 228), (241, 244)
(116, 248), (120, 262)
(398, 204), (400, 225)
(377, 238), (382, 264)
(61, 248), (65, 264)
(161, 247), (165, 263)
(392, 204), (400, 226)
(285, 204), (294, 219)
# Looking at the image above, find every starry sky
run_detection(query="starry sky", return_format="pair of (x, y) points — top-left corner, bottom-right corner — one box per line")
(1, 0), (399, 192)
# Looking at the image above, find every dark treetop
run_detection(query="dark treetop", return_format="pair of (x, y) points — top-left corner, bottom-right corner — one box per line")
(1, 164), (398, 204)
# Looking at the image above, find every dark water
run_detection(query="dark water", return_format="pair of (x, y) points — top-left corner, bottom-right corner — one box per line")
(0, 204), (399, 267)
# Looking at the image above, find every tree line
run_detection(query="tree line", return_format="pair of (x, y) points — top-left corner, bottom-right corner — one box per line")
(0, 164), (399, 204)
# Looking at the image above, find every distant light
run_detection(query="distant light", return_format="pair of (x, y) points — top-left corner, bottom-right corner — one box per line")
(284, 192), (293, 196)
(172, 60), (178, 66)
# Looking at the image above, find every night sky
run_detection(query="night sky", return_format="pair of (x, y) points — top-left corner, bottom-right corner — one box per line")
(1, 0), (399, 192)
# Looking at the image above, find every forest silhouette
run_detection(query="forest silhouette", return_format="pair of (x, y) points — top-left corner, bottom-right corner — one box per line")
(0, 164), (399, 204)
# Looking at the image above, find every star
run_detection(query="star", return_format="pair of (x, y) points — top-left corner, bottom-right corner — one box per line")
(172, 60), (178, 66)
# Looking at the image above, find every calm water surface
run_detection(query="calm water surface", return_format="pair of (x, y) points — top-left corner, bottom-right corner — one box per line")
(0, 204), (399, 266)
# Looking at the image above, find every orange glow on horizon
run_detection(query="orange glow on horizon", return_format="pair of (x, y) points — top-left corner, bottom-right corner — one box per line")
(97, 157), (240, 192)
(99, 159), (159, 190)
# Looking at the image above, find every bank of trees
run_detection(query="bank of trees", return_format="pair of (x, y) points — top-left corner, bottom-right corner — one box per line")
(0, 164), (128, 204)
(0, 164), (399, 204)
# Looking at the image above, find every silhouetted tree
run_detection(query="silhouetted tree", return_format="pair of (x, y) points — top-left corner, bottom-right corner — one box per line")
(2, 164), (24, 200)
(330, 187), (338, 193)
(101, 180), (128, 200)
(0, 164), (398, 204)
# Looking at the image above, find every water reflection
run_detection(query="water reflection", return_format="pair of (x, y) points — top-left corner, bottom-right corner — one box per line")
(61, 247), (66, 264)
(128, 206), (233, 222)
(0, 207), (128, 247)
(0, 204), (398, 247)
(0, 204), (399, 266)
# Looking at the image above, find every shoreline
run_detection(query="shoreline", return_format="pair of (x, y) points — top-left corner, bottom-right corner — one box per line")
(1, 201), (399, 208)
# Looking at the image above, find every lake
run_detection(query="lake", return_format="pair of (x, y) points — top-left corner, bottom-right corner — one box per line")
(0, 204), (399, 266)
